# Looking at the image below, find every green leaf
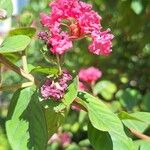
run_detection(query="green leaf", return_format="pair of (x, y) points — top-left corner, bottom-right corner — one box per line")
(62, 76), (78, 107)
(121, 112), (150, 133)
(131, 0), (143, 15)
(142, 92), (150, 111)
(30, 66), (59, 75)
(0, 35), (31, 53)
(25, 92), (48, 150)
(6, 87), (34, 120)
(134, 140), (150, 150)
(93, 80), (117, 101)
(6, 88), (48, 150)
(78, 91), (134, 150)
(42, 100), (67, 138)
(8, 27), (36, 38)
(88, 122), (113, 150)
(0, 0), (13, 18)
(118, 111), (142, 121)
(116, 88), (142, 111)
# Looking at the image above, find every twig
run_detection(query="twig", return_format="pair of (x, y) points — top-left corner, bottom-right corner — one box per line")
(21, 50), (28, 72)
(0, 82), (33, 91)
(0, 53), (35, 83)
(56, 54), (62, 75)
(130, 128), (150, 141)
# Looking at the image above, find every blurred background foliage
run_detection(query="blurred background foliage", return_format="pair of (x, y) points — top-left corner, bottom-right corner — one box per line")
(0, 0), (150, 149)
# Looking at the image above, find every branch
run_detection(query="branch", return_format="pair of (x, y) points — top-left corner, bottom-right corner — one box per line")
(0, 53), (35, 83)
(21, 50), (28, 72)
(130, 128), (150, 141)
(0, 82), (33, 91)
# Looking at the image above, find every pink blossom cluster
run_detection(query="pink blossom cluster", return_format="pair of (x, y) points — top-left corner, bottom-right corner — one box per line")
(79, 67), (102, 84)
(41, 71), (72, 100)
(39, 0), (114, 55)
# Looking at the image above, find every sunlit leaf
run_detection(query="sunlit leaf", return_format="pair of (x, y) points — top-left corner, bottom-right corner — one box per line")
(8, 27), (36, 38)
(0, 35), (31, 53)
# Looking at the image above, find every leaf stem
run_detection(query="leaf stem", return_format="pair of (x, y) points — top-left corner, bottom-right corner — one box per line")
(56, 54), (62, 75)
(0, 53), (38, 84)
(21, 50), (28, 73)
(0, 82), (33, 91)
(130, 128), (150, 141)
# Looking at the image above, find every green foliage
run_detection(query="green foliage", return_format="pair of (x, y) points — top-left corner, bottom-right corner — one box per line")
(0, 127), (10, 150)
(6, 88), (48, 150)
(78, 91), (134, 150)
(120, 112), (150, 133)
(88, 122), (113, 150)
(0, 0), (150, 149)
(0, 0), (13, 18)
(62, 76), (78, 107)
(134, 140), (150, 150)
(116, 88), (142, 111)
(0, 35), (31, 53)
(8, 27), (36, 38)
(142, 92), (150, 111)
(30, 66), (59, 75)
(93, 80), (117, 101)
(131, 0), (143, 15)
(43, 100), (67, 139)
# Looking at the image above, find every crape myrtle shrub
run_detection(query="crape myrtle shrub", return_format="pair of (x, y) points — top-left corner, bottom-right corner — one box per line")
(0, 0), (150, 150)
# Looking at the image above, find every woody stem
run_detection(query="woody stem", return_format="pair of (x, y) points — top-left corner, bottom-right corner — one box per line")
(56, 54), (62, 75)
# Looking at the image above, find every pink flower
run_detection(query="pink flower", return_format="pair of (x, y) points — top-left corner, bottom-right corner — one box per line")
(41, 71), (72, 100)
(49, 32), (73, 54)
(89, 29), (114, 55)
(79, 82), (88, 91)
(49, 132), (71, 145)
(79, 67), (102, 84)
(39, 0), (114, 55)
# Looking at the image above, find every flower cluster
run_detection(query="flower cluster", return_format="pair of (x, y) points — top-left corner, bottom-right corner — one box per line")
(79, 67), (102, 84)
(39, 0), (114, 55)
(41, 71), (72, 100)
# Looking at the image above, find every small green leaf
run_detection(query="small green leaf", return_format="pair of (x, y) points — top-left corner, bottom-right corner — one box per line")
(8, 27), (36, 38)
(121, 112), (150, 133)
(62, 76), (78, 107)
(116, 88), (142, 111)
(78, 91), (134, 150)
(93, 80), (117, 101)
(131, 0), (143, 15)
(0, 35), (31, 53)
(42, 100), (67, 138)
(30, 66), (59, 75)
(88, 122), (113, 150)
(118, 111), (142, 121)
(0, 0), (13, 18)
(142, 92), (150, 111)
